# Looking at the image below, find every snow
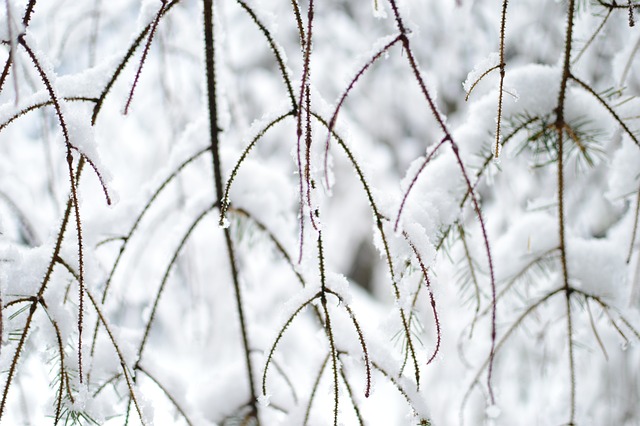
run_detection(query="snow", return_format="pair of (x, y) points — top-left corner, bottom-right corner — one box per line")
(463, 52), (500, 95)
(372, 0), (388, 19)
(136, 0), (165, 33)
(191, 361), (251, 422)
(608, 134), (640, 199)
(1, 0), (639, 425)
(567, 237), (627, 304)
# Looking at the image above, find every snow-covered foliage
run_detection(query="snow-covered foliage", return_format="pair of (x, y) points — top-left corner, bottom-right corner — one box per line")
(0, 0), (639, 425)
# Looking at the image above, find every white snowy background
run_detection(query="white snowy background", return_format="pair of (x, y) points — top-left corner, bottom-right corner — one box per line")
(0, 0), (639, 425)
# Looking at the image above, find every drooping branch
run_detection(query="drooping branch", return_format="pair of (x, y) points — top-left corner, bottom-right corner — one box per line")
(123, 0), (167, 114)
(494, 0), (509, 158)
(203, 0), (258, 419)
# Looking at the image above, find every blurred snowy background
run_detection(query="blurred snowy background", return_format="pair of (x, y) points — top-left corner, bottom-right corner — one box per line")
(0, 0), (639, 424)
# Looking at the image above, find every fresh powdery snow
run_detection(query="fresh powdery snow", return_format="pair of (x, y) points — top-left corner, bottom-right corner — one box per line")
(462, 52), (500, 95)
(1, 1), (640, 425)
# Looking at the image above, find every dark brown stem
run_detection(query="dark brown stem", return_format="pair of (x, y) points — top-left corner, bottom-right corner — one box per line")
(0, 0), (39, 98)
(570, 74), (639, 147)
(0, 301), (37, 419)
(460, 287), (565, 423)
(136, 203), (216, 360)
(84, 288), (146, 425)
(0, 57), (12, 97)
(304, 88), (318, 231)
(394, 136), (448, 232)
(296, 0), (315, 262)
(236, 0), (296, 112)
(20, 38), (111, 205)
(337, 359), (365, 426)
(405, 234), (441, 365)
(66, 149), (85, 384)
(303, 353), (330, 425)
(22, 0), (36, 27)
(387, 1), (497, 393)
(203, 0), (259, 420)
(495, 0), (509, 158)
(555, 0), (577, 422)
(136, 365), (194, 426)
(449, 141), (497, 403)
(124, 0), (166, 114)
(90, 0), (180, 125)
(323, 35), (403, 188)
(290, 0), (305, 47)
(0, 159), (84, 420)
(317, 233), (339, 426)
(20, 35), (87, 383)
(557, 128), (576, 425)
